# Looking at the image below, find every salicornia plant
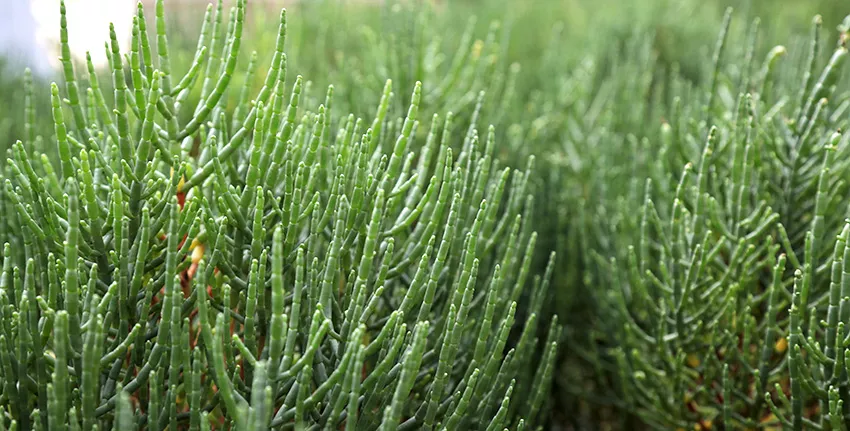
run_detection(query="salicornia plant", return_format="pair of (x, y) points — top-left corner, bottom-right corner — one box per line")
(0, 0), (560, 429)
(561, 9), (850, 430)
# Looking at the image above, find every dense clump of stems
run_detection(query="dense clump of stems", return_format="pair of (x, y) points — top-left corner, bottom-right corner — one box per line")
(0, 1), (559, 430)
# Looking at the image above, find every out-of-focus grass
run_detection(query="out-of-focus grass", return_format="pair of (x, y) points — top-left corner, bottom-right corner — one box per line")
(2, 0), (845, 148)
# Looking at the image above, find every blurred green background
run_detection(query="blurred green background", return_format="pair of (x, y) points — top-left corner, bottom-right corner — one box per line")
(3, 0), (847, 146)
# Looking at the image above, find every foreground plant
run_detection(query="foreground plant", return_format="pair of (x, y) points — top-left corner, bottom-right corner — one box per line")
(0, 0), (559, 429)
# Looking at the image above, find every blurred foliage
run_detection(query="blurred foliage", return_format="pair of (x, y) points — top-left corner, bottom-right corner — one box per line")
(3, 0), (846, 145)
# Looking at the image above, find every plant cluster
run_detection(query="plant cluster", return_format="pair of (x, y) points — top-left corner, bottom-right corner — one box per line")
(0, 0), (559, 429)
(554, 8), (850, 431)
(6, 0), (850, 429)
